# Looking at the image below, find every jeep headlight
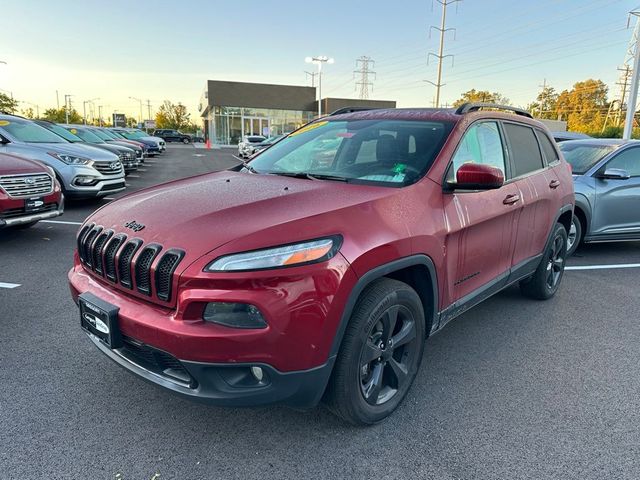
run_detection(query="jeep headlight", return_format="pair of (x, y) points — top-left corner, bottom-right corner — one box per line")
(48, 152), (93, 166)
(206, 237), (341, 272)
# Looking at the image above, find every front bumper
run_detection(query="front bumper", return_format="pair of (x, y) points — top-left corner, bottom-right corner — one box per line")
(0, 197), (64, 227)
(86, 331), (334, 408)
(65, 178), (126, 198)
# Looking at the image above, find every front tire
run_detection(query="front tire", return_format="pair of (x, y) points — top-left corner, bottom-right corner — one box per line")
(566, 215), (583, 257)
(182, 138), (190, 144)
(520, 223), (568, 300)
(324, 278), (425, 425)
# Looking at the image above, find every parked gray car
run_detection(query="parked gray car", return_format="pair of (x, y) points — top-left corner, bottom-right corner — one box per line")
(34, 121), (139, 174)
(0, 114), (126, 199)
(558, 139), (640, 255)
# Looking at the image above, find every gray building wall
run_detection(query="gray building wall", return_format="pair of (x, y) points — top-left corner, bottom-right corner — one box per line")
(206, 80), (316, 111)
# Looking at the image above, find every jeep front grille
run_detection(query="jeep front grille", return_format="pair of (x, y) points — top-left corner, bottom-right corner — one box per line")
(0, 174), (53, 198)
(77, 225), (184, 303)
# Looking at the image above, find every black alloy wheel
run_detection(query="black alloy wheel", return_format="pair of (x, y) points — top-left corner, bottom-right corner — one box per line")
(359, 304), (419, 406)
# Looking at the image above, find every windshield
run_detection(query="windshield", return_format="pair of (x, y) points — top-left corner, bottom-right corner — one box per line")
(558, 143), (618, 175)
(100, 129), (120, 140)
(116, 130), (144, 139)
(0, 119), (68, 143)
(91, 128), (114, 141)
(67, 127), (104, 144)
(40, 123), (82, 142)
(247, 119), (453, 187)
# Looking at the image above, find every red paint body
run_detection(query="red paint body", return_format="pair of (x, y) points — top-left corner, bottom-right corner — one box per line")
(0, 153), (63, 222)
(68, 109), (574, 384)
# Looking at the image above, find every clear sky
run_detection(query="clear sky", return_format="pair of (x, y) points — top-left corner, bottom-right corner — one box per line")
(0, 0), (636, 121)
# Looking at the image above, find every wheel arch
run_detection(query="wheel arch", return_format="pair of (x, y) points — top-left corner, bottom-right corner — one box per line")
(329, 255), (439, 358)
(572, 196), (590, 235)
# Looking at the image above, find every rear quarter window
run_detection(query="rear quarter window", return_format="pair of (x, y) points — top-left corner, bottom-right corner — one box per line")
(503, 123), (544, 177)
(536, 131), (560, 164)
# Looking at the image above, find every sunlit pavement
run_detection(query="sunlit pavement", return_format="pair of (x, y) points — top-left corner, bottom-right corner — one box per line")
(1, 146), (639, 479)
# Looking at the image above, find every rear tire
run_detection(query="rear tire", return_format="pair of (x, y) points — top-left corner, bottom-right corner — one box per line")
(182, 138), (190, 144)
(324, 278), (425, 425)
(520, 223), (568, 300)
(566, 214), (583, 257)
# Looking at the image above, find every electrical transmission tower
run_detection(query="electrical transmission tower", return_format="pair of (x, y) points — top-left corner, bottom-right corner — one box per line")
(425, 0), (461, 108)
(603, 14), (640, 131)
(353, 56), (376, 100)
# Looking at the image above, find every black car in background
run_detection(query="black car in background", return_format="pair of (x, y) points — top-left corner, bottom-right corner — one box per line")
(153, 129), (192, 144)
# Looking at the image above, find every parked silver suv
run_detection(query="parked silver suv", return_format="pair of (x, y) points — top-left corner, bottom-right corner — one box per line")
(0, 115), (125, 199)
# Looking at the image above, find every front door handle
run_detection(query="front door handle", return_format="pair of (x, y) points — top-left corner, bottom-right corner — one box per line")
(549, 179), (561, 189)
(503, 194), (520, 205)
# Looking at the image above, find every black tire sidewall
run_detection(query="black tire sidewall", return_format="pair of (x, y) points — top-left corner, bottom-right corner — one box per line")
(334, 280), (425, 424)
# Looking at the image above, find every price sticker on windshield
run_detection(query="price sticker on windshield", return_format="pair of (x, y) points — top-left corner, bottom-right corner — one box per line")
(70, 128), (78, 134)
(0, 120), (10, 126)
(289, 121), (328, 137)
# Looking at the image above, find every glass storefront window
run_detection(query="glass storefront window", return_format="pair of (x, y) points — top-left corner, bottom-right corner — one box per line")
(207, 106), (314, 145)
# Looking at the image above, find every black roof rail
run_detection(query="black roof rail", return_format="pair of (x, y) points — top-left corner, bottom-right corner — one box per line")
(455, 102), (533, 119)
(328, 106), (383, 116)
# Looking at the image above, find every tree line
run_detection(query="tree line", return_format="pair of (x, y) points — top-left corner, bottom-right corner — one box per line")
(0, 94), (199, 132)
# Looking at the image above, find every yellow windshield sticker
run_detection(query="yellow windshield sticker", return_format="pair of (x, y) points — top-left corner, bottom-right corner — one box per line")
(0, 120), (10, 126)
(289, 121), (328, 137)
(70, 128), (78, 134)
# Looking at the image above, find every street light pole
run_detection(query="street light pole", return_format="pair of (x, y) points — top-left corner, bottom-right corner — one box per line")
(82, 98), (99, 125)
(624, 11), (640, 139)
(98, 105), (103, 127)
(305, 56), (334, 117)
(64, 94), (73, 124)
(129, 96), (143, 123)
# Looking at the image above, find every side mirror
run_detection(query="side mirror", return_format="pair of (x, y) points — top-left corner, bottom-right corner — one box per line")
(600, 168), (630, 180)
(453, 163), (504, 190)
(0, 136), (9, 144)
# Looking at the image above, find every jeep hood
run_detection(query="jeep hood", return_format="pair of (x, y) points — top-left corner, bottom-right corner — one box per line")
(85, 171), (398, 264)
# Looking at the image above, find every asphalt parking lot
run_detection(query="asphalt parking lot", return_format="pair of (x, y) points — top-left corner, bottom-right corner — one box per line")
(1, 145), (640, 479)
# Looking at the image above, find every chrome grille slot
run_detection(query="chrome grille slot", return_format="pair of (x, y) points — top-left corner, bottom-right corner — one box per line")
(0, 174), (53, 198)
(135, 245), (162, 296)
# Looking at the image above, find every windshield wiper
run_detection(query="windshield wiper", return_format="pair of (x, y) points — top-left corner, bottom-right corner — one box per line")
(267, 171), (349, 182)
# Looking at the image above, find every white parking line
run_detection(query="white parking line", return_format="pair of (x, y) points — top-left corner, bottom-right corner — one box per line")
(41, 220), (83, 226)
(137, 168), (148, 172)
(566, 263), (640, 271)
(103, 197), (116, 201)
(0, 282), (21, 289)
(127, 174), (141, 178)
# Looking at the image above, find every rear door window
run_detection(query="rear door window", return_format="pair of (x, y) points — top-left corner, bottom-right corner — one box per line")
(503, 123), (544, 177)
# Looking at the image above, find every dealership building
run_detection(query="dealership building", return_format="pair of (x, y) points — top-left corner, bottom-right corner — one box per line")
(199, 80), (396, 145)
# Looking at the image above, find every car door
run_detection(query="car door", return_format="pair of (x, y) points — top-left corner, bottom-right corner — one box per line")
(591, 146), (640, 236)
(502, 122), (557, 267)
(442, 121), (522, 304)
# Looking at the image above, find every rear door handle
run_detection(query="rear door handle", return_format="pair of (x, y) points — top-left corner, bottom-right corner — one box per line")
(503, 194), (520, 205)
(549, 180), (561, 189)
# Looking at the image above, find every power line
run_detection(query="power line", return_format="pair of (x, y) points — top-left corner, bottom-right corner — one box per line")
(353, 56), (376, 99)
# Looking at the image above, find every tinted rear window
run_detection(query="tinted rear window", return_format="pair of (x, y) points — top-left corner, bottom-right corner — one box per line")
(537, 131), (559, 163)
(503, 123), (544, 177)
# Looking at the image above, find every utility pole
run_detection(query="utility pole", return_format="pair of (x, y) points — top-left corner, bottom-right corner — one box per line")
(425, 0), (461, 108)
(624, 10), (640, 139)
(56, 90), (60, 109)
(304, 71), (319, 87)
(353, 56), (376, 100)
(98, 105), (103, 127)
(146, 99), (152, 120)
(64, 94), (72, 124)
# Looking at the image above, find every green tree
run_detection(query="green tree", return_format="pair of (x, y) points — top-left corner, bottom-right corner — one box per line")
(527, 85), (559, 120)
(452, 89), (510, 107)
(0, 93), (19, 114)
(155, 100), (190, 130)
(42, 107), (83, 124)
(554, 79), (609, 133)
(22, 107), (35, 119)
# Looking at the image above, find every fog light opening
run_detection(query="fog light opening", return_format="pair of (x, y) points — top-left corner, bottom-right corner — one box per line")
(202, 302), (267, 329)
(73, 175), (99, 186)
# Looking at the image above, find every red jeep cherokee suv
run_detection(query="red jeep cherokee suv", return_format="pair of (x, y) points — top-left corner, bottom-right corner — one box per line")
(1, 152), (64, 228)
(68, 104), (574, 424)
